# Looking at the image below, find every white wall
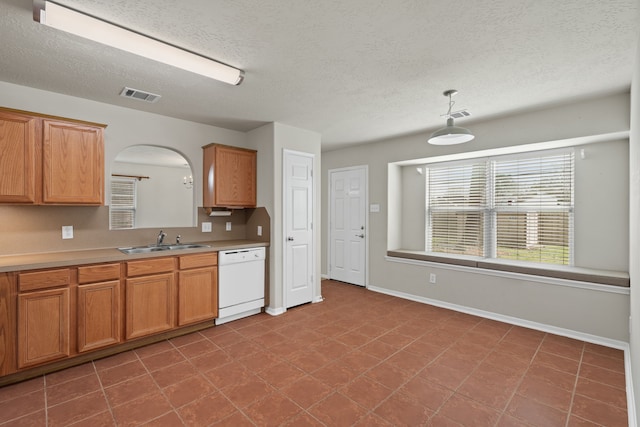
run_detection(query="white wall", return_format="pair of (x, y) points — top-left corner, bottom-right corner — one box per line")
(628, 28), (640, 426)
(322, 93), (631, 342)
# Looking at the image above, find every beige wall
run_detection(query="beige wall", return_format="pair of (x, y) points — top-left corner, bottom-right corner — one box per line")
(0, 81), (254, 253)
(322, 93), (631, 342)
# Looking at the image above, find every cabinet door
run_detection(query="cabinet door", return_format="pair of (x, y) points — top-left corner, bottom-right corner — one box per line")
(0, 111), (38, 203)
(42, 119), (104, 205)
(18, 288), (70, 369)
(77, 280), (121, 352)
(178, 267), (217, 326)
(0, 273), (17, 376)
(126, 273), (174, 339)
(204, 144), (257, 207)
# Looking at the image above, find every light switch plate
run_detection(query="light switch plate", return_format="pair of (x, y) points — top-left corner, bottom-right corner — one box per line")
(370, 203), (380, 213)
(226, 222), (232, 231)
(62, 225), (74, 239)
(202, 222), (212, 232)
(257, 225), (262, 236)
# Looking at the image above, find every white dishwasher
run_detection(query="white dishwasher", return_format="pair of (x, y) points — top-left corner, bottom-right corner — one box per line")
(216, 247), (266, 325)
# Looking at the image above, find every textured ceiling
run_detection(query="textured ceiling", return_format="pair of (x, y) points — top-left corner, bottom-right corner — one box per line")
(0, 0), (638, 151)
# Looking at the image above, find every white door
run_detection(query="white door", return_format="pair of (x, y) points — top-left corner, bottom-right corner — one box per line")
(284, 150), (314, 308)
(329, 166), (367, 286)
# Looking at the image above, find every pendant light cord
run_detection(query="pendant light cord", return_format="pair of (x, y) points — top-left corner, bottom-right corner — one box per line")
(446, 93), (455, 118)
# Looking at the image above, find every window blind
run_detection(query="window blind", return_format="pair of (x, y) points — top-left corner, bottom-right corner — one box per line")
(492, 152), (574, 265)
(110, 179), (136, 230)
(425, 149), (574, 266)
(427, 161), (487, 256)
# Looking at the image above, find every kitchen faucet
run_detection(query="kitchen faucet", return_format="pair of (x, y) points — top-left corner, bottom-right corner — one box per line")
(157, 230), (167, 246)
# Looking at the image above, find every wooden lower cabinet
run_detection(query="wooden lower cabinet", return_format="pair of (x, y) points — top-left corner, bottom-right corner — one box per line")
(1, 251), (222, 383)
(18, 288), (70, 369)
(77, 281), (121, 352)
(0, 273), (17, 376)
(126, 273), (175, 340)
(178, 267), (217, 326)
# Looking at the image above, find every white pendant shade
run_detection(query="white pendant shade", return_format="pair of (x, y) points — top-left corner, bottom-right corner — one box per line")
(428, 90), (474, 145)
(428, 118), (475, 145)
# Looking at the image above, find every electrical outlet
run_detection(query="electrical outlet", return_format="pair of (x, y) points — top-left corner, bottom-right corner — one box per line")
(62, 225), (74, 239)
(429, 273), (436, 284)
(226, 221), (232, 231)
(202, 222), (212, 232)
(257, 225), (262, 236)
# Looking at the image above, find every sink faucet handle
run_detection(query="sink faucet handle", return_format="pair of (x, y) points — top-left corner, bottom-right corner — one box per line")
(157, 229), (167, 245)
(176, 234), (181, 244)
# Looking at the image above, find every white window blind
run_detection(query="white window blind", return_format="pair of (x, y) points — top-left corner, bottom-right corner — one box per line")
(492, 151), (574, 265)
(425, 149), (574, 266)
(427, 161), (487, 256)
(110, 179), (136, 230)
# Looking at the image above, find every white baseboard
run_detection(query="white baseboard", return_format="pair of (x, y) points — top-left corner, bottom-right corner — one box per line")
(265, 306), (286, 316)
(312, 295), (324, 303)
(626, 352), (638, 427)
(321, 273), (330, 280)
(367, 284), (637, 426)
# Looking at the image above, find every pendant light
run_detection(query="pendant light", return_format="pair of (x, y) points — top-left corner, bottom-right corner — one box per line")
(428, 89), (474, 145)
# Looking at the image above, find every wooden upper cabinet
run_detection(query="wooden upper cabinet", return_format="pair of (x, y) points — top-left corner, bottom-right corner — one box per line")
(0, 107), (106, 206)
(203, 143), (257, 208)
(0, 110), (38, 203)
(42, 119), (104, 205)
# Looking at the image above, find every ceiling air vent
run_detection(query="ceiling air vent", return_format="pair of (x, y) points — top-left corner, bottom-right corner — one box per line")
(119, 87), (161, 103)
(449, 110), (471, 119)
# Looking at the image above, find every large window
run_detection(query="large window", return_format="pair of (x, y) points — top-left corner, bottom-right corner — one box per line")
(426, 149), (574, 266)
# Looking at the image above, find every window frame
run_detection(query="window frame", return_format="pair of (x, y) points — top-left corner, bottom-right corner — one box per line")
(109, 178), (137, 230)
(425, 148), (575, 267)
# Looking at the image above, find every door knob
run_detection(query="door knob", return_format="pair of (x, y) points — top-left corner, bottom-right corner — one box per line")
(356, 234), (365, 238)
(287, 237), (294, 241)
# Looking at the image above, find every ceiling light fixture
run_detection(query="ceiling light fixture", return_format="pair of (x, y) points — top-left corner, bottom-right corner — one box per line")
(428, 89), (474, 145)
(32, 0), (244, 85)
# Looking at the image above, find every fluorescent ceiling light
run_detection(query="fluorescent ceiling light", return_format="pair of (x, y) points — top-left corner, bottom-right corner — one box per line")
(33, 0), (244, 85)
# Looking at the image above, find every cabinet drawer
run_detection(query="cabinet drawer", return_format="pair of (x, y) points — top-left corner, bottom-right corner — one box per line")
(78, 263), (121, 284)
(126, 257), (175, 277)
(178, 252), (218, 270)
(19, 268), (70, 292)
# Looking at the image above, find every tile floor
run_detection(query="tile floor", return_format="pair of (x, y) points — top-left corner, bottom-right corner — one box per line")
(0, 280), (628, 426)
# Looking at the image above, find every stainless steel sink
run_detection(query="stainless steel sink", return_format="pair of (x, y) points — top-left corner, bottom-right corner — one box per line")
(166, 244), (211, 250)
(118, 244), (210, 254)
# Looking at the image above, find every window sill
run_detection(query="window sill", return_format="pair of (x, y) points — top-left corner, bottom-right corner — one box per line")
(386, 250), (629, 287)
